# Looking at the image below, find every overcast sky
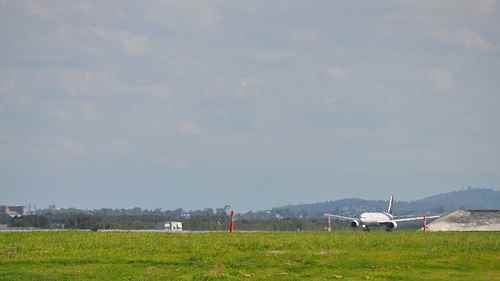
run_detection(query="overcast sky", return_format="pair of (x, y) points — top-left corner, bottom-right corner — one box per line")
(1, 1), (499, 211)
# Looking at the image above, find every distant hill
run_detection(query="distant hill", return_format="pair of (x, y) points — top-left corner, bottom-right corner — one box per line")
(403, 188), (500, 213)
(265, 188), (500, 219)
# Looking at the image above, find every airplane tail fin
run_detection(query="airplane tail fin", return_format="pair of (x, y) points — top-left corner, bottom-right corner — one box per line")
(386, 195), (394, 214)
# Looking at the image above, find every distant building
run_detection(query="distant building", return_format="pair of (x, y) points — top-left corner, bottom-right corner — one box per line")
(0, 206), (24, 217)
(181, 212), (191, 219)
(164, 221), (183, 232)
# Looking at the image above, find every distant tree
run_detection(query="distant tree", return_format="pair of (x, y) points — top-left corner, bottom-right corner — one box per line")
(0, 214), (11, 225)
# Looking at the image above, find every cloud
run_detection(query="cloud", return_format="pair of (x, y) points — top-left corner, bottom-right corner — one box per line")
(80, 103), (98, 121)
(387, 0), (498, 50)
(153, 157), (189, 169)
(145, 0), (223, 32)
(428, 68), (454, 94)
(466, 0), (497, 17)
(49, 109), (71, 122)
(122, 34), (151, 57)
(28, 136), (88, 161)
(176, 120), (201, 136)
(237, 78), (260, 98)
(60, 138), (87, 159)
(141, 81), (173, 99)
(410, 0), (497, 22)
(108, 139), (131, 156)
(24, 0), (52, 17)
(326, 66), (349, 81)
(290, 29), (320, 43)
(59, 70), (120, 97)
(432, 30), (496, 50)
(462, 31), (496, 49)
(0, 77), (14, 97)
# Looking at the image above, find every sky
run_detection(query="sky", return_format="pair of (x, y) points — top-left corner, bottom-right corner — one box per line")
(1, 0), (499, 211)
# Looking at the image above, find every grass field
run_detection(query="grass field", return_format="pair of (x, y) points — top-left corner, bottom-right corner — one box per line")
(1, 231), (499, 281)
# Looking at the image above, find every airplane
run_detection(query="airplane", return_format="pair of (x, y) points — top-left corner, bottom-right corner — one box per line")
(324, 195), (440, 231)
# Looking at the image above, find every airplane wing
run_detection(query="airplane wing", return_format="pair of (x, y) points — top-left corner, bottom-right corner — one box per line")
(389, 215), (440, 223)
(324, 213), (358, 221)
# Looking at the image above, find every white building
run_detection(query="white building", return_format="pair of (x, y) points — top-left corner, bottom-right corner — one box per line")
(164, 221), (183, 232)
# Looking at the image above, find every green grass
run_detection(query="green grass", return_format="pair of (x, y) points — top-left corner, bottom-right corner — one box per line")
(1, 231), (499, 280)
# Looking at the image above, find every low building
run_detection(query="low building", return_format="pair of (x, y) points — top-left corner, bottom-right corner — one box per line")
(164, 221), (183, 232)
(427, 209), (500, 231)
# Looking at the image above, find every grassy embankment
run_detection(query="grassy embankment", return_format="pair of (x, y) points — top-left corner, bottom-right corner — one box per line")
(1, 231), (499, 280)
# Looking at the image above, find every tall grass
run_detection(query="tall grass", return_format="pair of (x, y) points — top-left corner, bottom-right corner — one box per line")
(0, 231), (499, 280)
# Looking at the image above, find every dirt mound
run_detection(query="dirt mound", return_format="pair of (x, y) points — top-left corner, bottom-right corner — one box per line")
(427, 209), (500, 231)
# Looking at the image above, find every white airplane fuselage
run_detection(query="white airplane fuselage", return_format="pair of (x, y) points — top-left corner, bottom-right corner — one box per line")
(359, 212), (393, 225)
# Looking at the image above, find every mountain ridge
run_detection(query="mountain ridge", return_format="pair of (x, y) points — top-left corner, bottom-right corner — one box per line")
(265, 188), (500, 219)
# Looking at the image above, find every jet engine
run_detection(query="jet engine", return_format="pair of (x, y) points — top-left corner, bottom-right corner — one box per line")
(385, 221), (398, 230)
(351, 220), (360, 228)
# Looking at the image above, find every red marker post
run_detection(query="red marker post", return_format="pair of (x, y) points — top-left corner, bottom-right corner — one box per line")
(228, 209), (236, 233)
(327, 215), (332, 232)
(422, 215), (427, 232)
